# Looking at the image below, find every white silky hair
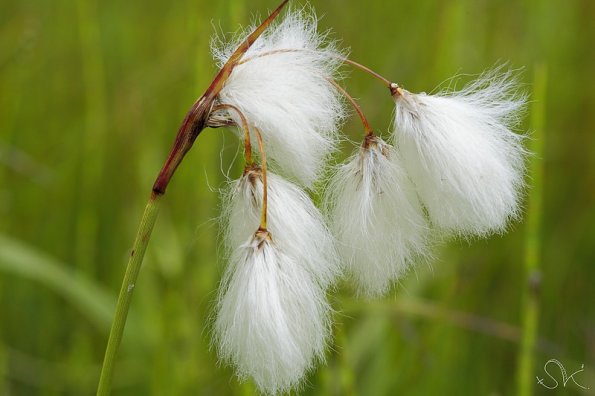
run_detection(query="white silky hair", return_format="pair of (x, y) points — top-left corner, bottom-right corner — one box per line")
(325, 136), (430, 297)
(215, 230), (331, 395)
(221, 167), (340, 289)
(393, 68), (527, 237)
(211, 7), (347, 187)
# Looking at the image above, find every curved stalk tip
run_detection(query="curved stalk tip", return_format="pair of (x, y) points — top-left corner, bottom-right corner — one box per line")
(327, 78), (374, 137)
(211, 103), (254, 167)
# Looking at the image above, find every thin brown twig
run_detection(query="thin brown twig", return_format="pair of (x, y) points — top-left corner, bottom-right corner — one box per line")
(253, 127), (268, 230)
(326, 78), (374, 137)
(211, 103), (253, 166)
(238, 48), (394, 89)
(151, 0), (289, 195)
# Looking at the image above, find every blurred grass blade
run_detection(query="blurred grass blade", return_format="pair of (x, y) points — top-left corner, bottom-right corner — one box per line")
(74, 0), (108, 275)
(517, 63), (547, 396)
(0, 234), (114, 331)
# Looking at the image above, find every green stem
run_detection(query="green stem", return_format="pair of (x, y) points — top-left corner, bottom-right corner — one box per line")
(517, 63), (547, 396)
(95, 4), (289, 394)
(96, 192), (163, 395)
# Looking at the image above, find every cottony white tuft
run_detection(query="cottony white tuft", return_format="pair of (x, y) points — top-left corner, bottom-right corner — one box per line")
(212, 7), (346, 187)
(222, 166), (340, 288)
(325, 135), (429, 297)
(393, 68), (527, 237)
(214, 229), (331, 395)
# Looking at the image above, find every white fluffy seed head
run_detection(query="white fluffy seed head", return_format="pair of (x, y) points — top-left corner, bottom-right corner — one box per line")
(214, 229), (331, 395)
(393, 68), (527, 237)
(325, 135), (430, 297)
(212, 7), (347, 187)
(221, 166), (341, 289)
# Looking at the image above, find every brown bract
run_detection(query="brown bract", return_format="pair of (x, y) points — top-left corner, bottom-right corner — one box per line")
(152, 0), (289, 195)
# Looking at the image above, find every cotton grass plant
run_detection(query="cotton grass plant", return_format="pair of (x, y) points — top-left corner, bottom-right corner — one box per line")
(393, 69), (527, 237)
(325, 134), (430, 297)
(96, 1), (528, 395)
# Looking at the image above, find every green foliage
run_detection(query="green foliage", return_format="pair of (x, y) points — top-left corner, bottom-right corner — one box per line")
(1, 0), (594, 394)
(0, 234), (115, 331)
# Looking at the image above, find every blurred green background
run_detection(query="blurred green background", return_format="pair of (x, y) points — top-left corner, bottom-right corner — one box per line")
(1, 0), (594, 394)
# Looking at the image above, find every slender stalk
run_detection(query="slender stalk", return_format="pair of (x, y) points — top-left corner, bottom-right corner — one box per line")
(327, 78), (374, 136)
(211, 103), (254, 166)
(516, 63), (547, 396)
(239, 48), (394, 89)
(253, 127), (268, 230)
(96, 192), (163, 395)
(341, 57), (393, 89)
(208, 105), (268, 229)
